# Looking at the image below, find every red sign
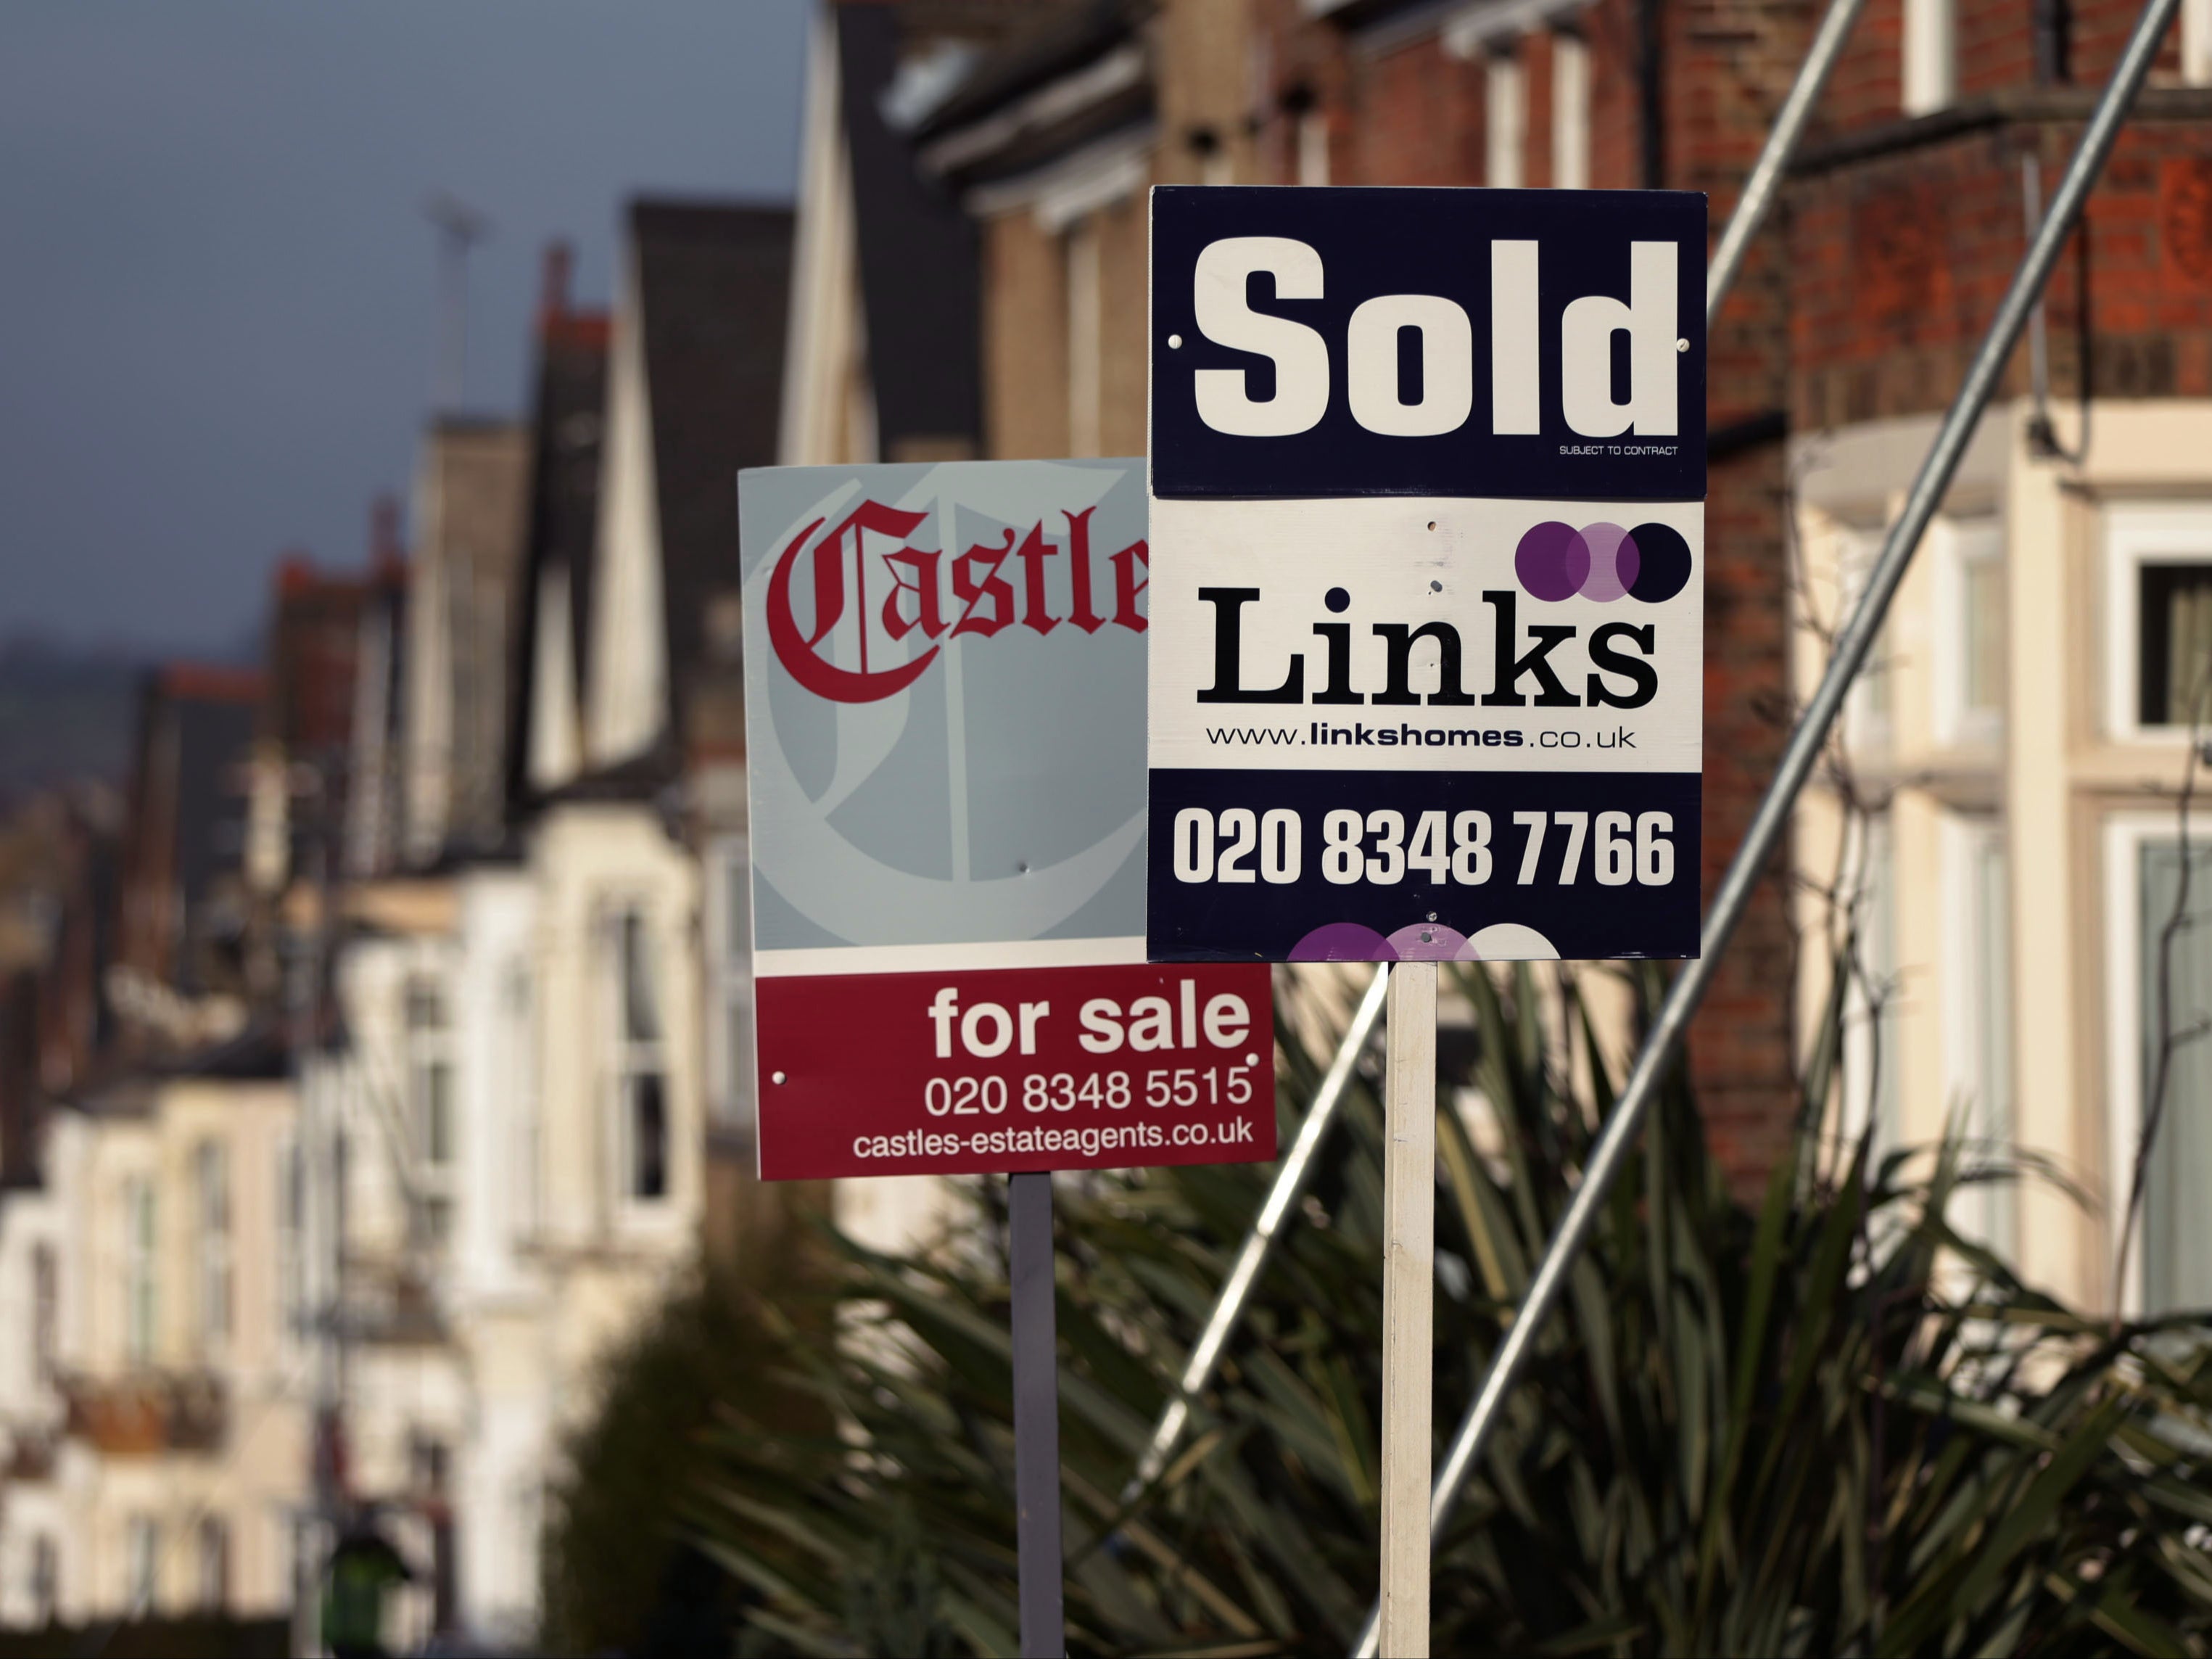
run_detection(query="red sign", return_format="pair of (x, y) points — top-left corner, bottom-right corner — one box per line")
(756, 963), (1276, 1180)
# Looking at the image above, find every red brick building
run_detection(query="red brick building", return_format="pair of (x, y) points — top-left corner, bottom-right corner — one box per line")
(830, 0), (2212, 1253)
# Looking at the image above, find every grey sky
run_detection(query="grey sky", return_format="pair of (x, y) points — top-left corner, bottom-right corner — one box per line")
(0, 1), (808, 654)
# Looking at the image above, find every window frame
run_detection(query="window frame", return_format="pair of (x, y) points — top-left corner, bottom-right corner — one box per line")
(2103, 503), (2212, 744)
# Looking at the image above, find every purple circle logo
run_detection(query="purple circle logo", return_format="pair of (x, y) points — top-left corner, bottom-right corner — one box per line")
(1515, 521), (1692, 604)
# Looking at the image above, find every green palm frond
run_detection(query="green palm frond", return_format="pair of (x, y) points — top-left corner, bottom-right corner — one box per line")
(628, 968), (2212, 1657)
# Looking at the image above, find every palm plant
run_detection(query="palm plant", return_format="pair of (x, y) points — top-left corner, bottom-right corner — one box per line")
(688, 963), (2212, 1657)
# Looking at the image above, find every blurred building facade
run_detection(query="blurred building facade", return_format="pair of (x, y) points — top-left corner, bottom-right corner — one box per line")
(1778, 5), (2212, 1315)
(0, 194), (799, 1644)
(4, 0), (2212, 1644)
(302, 200), (796, 1650)
(801, 0), (2212, 1317)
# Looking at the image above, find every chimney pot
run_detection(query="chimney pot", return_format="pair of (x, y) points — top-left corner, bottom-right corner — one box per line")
(540, 241), (574, 324)
(370, 495), (404, 576)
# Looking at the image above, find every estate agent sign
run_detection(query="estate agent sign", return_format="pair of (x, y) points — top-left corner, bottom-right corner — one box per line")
(1146, 186), (1709, 963)
(740, 459), (1276, 1180)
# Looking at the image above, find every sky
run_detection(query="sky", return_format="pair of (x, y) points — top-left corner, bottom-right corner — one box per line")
(0, 1), (809, 656)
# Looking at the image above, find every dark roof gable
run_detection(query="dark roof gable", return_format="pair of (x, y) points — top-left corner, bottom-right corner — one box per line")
(505, 273), (610, 821)
(838, 3), (982, 458)
(629, 199), (794, 746)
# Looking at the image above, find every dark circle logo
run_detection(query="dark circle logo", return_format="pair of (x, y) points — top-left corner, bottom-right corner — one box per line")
(1514, 521), (1691, 604)
(1324, 586), (1351, 613)
(1623, 522), (1691, 603)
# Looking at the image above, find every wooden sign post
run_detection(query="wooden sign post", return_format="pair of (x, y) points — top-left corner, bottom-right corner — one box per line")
(1379, 960), (1437, 1653)
(1144, 186), (1709, 1652)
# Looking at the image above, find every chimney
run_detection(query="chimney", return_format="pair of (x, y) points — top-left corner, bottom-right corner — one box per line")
(276, 551), (318, 597)
(539, 241), (574, 327)
(370, 494), (405, 580)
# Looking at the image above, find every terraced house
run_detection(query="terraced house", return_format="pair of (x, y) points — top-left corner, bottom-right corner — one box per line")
(809, 0), (2212, 1318)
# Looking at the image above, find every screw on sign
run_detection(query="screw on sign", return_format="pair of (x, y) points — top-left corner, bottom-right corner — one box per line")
(1147, 184), (1707, 1657)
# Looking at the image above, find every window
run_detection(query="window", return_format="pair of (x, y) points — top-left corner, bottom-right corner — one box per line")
(411, 1436), (458, 1634)
(123, 1179), (157, 1366)
(1902, 0), (1956, 113)
(194, 1141), (230, 1353)
(2120, 838), (2212, 1313)
(707, 840), (756, 1146)
(1934, 515), (2005, 743)
(2139, 564), (2212, 728)
(1485, 53), (1525, 189)
(1551, 33), (1590, 190)
(1943, 818), (2013, 1260)
(31, 1243), (57, 1382)
(502, 960), (540, 1240)
(405, 978), (454, 1170)
(30, 1534), (57, 1626)
(2105, 505), (2212, 738)
(1839, 812), (1900, 1158)
(195, 1517), (228, 1614)
(405, 974), (455, 1243)
(611, 911), (669, 1203)
(125, 1515), (158, 1614)
(275, 1136), (302, 1341)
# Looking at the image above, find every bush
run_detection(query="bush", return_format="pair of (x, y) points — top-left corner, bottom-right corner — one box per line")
(540, 1249), (830, 1657)
(676, 964), (2212, 1655)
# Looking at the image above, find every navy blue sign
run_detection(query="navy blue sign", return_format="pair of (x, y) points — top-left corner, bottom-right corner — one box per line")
(1150, 186), (1707, 503)
(1147, 766), (1701, 963)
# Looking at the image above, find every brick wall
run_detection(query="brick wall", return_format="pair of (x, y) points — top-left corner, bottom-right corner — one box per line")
(1242, 0), (1811, 1194)
(953, 0), (2212, 1194)
(1349, 36), (1488, 185)
(1789, 107), (2212, 431)
(1825, 0), (2184, 131)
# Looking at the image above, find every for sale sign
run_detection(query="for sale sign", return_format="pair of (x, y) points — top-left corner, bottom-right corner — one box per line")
(1147, 187), (1707, 963)
(740, 459), (1274, 1179)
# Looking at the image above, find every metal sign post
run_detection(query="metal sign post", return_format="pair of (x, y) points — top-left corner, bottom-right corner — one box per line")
(1145, 184), (1709, 1653)
(739, 459), (1277, 1658)
(1009, 1171), (1064, 1657)
(1339, 0), (2183, 1643)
